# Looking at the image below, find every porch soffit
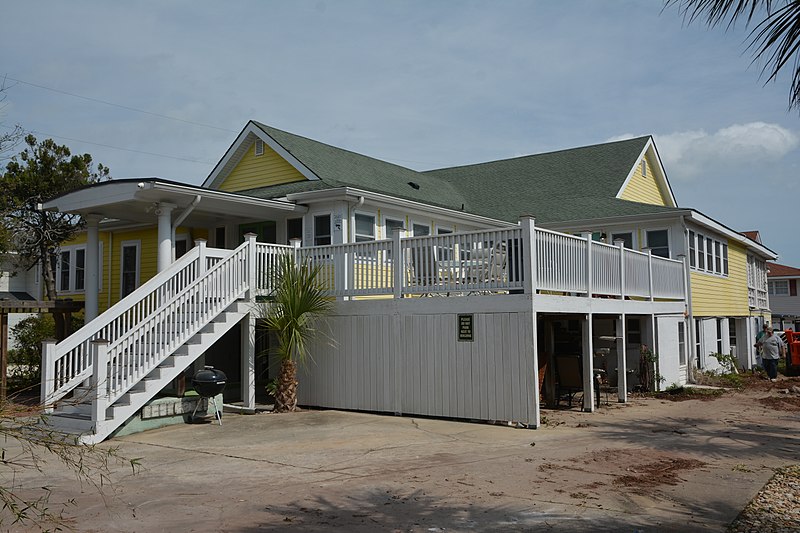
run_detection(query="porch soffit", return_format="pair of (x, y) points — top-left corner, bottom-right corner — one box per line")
(41, 179), (304, 226)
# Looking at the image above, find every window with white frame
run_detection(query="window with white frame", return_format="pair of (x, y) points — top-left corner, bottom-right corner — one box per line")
(286, 218), (303, 245)
(716, 319), (724, 355)
(120, 241), (140, 298)
(254, 139), (264, 156)
(769, 280), (790, 295)
(385, 218), (404, 238)
(313, 214), (331, 246)
(354, 213), (376, 242)
(56, 244), (102, 294)
(175, 234), (189, 259)
(412, 223), (430, 237)
(688, 231), (728, 276)
(646, 229), (670, 258)
(678, 321), (686, 366)
(611, 232), (633, 249)
(641, 159), (647, 177)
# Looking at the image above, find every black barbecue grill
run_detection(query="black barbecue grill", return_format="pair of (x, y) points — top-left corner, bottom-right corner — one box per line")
(191, 366), (227, 425)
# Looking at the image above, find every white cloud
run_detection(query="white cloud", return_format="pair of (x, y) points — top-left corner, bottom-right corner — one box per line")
(653, 122), (799, 181)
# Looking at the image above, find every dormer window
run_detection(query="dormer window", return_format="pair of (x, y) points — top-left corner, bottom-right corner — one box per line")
(254, 139), (264, 156)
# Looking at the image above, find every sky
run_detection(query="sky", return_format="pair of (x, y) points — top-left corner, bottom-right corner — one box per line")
(2, 1), (799, 264)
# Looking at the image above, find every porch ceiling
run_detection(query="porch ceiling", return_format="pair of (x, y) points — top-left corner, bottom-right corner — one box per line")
(41, 178), (305, 226)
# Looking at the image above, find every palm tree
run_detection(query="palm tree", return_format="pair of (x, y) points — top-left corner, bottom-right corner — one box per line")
(668, 0), (800, 110)
(258, 254), (332, 413)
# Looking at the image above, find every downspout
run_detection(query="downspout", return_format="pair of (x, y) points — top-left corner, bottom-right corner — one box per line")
(681, 215), (696, 383)
(172, 195), (201, 256)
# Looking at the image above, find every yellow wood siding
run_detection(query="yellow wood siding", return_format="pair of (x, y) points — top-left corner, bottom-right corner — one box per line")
(218, 141), (307, 192)
(619, 154), (670, 206)
(61, 226), (208, 313)
(690, 241), (750, 316)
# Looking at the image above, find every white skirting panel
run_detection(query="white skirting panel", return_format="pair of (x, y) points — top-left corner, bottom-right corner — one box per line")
(298, 299), (537, 426)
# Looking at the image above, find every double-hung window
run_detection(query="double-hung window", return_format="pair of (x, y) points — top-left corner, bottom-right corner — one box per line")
(769, 280), (789, 295)
(313, 214), (331, 246)
(354, 213), (375, 242)
(385, 218), (404, 238)
(120, 241), (140, 298)
(689, 230), (729, 276)
(56, 245), (98, 293)
(646, 230), (670, 258)
(611, 232), (633, 249)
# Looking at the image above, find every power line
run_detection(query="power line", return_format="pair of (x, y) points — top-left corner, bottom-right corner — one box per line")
(5, 75), (238, 134)
(0, 124), (215, 165)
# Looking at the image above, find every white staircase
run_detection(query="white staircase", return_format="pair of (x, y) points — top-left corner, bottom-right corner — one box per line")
(40, 238), (290, 444)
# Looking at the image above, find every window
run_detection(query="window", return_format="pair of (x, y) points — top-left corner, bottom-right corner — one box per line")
(412, 223), (430, 237)
(175, 235), (189, 259)
(641, 160), (647, 177)
(74, 249), (85, 291)
(678, 322), (686, 366)
(646, 230), (669, 258)
(437, 227), (453, 261)
(689, 231), (728, 276)
(437, 227), (453, 235)
(286, 218), (303, 244)
(121, 242), (140, 298)
(354, 213), (375, 242)
(722, 244), (729, 275)
(385, 218), (404, 238)
(769, 280), (790, 295)
(716, 319), (723, 355)
(728, 318), (737, 353)
(627, 318), (641, 344)
(611, 232), (633, 249)
(313, 214), (331, 246)
(215, 226), (226, 249)
(697, 236), (705, 270)
(56, 245), (99, 293)
(254, 139), (264, 156)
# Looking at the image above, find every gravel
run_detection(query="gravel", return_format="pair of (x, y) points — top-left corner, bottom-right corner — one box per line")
(728, 465), (800, 533)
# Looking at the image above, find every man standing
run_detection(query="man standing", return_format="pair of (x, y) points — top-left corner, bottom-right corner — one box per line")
(754, 323), (768, 369)
(757, 326), (786, 382)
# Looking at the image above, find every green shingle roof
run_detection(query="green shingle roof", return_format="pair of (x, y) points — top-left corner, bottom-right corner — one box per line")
(237, 124), (682, 224)
(250, 122), (466, 211)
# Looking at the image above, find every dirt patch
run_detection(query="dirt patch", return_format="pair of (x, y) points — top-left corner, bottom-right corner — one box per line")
(755, 396), (800, 411)
(647, 388), (725, 402)
(612, 458), (706, 489)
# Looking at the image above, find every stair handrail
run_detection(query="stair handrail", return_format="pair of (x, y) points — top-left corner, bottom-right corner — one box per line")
(102, 240), (251, 404)
(42, 244), (225, 405)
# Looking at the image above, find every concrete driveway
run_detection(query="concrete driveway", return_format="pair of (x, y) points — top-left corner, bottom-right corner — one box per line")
(10, 382), (800, 532)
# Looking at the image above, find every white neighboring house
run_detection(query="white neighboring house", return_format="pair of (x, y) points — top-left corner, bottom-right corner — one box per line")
(0, 253), (41, 349)
(768, 262), (800, 331)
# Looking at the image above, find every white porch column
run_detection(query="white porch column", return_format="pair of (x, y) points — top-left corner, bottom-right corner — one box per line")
(582, 314), (595, 412)
(155, 203), (176, 272)
(241, 313), (256, 412)
(582, 232), (593, 297)
(616, 315), (627, 403)
(520, 216), (536, 295)
(84, 214), (102, 323)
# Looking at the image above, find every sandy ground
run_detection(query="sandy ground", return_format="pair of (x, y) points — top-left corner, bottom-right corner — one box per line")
(6, 375), (800, 532)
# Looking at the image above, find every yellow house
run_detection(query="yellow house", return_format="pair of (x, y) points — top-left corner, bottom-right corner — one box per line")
(39, 121), (774, 443)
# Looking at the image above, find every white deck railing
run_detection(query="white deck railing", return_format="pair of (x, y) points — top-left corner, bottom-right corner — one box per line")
(283, 223), (686, 301)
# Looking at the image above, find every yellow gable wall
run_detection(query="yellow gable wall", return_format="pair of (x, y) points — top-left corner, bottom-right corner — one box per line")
(218, 140), (307, 192)
(61, 226), (208, 313)
(619, 153), (670, 206)
(690, 240), (750, 317)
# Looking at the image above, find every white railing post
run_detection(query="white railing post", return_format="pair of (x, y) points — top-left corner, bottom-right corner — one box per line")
(244, 233), (258, 300)
(392, 227), (405, 298)
(40, 339), (56, 412)
(646, 249), (654, 302)
(520, 216), (536, 294)
(195, 238), (207, 276)
(582, 232), (593, 297)
(91, 339), (109, 429)
(615, 239), (626, 300)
